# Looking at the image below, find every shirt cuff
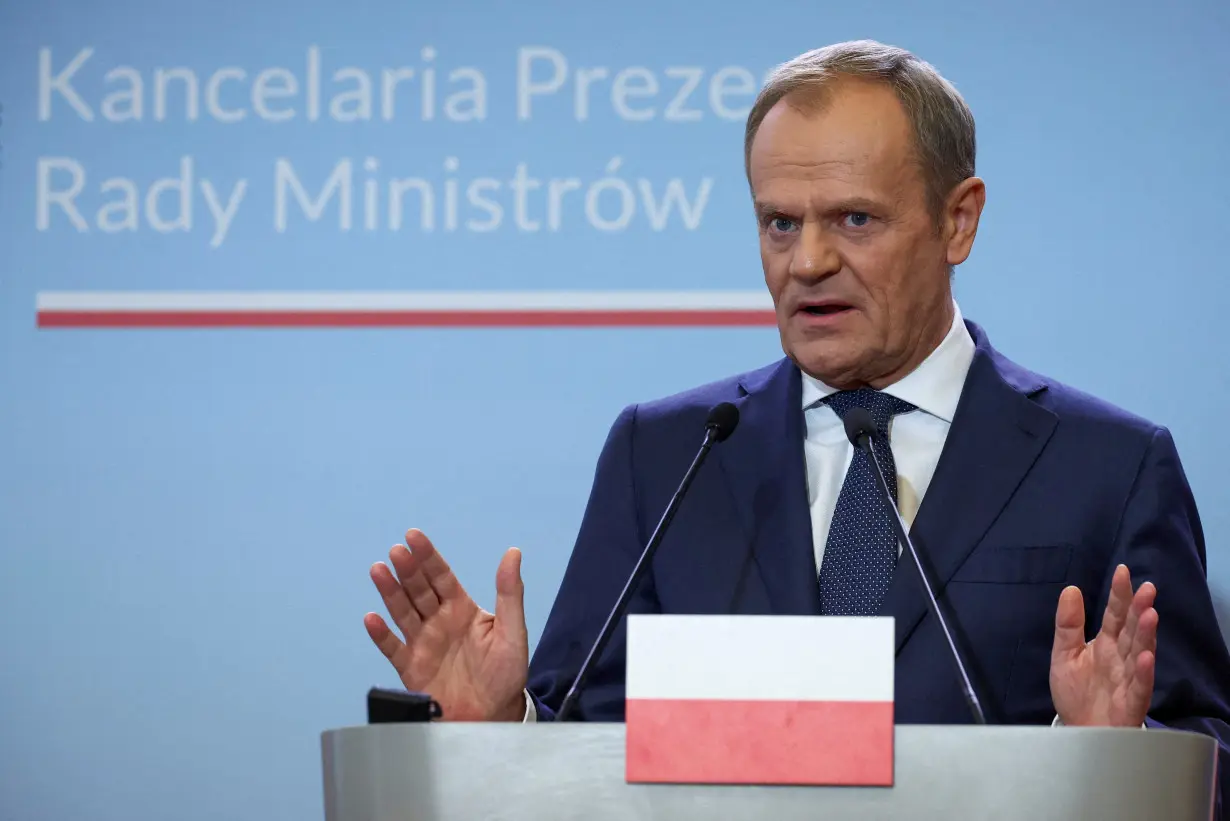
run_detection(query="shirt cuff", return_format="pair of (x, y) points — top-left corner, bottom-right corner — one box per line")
(522, 689), (537, 722)
(1052, 714), (1146, 729)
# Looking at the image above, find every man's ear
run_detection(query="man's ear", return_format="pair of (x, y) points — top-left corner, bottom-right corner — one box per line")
(944, 177), (986, 266)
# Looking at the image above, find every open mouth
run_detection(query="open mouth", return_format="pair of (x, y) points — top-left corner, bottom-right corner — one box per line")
(800, 302), (853, 316)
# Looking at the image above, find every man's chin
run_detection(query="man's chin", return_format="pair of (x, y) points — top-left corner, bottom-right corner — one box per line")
(786, 343), (863, 389)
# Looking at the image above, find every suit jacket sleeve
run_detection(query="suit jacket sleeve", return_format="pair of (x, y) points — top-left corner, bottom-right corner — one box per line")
(1109, 426), (1230, 817)
(525, 404), (659, 721)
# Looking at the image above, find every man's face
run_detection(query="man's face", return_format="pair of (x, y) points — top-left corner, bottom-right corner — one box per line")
(749, 80), (975, 389)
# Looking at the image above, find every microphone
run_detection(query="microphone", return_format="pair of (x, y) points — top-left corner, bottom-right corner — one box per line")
(555, 402), (740, 721)
(843, 407), (987, 726)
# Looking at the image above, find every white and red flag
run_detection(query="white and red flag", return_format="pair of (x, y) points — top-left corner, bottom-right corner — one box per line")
(625, 614), (895, 786)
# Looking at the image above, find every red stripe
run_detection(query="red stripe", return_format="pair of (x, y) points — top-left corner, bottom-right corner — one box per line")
(36, 310), (777, 328)
(626, 698), (893, 785)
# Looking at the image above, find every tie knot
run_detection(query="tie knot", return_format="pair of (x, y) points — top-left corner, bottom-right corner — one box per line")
(822, 388), (916, 432)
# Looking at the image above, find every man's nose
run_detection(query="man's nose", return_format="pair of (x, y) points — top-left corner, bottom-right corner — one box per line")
(788, 222), (841, 281)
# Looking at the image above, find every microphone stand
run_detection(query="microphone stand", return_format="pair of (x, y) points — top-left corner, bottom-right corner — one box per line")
(859, 431), (987, 725)
(555, 412), (734, 722)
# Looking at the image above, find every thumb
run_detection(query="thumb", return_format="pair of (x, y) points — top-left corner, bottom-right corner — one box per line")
(494, 547), (527, 641)
(1052, 585), (1087, 661)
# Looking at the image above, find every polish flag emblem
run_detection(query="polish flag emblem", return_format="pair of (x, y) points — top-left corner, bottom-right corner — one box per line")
(624, 614), (895, 786)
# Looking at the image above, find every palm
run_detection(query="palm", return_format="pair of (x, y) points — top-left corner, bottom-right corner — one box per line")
(402, 597), (527, 721)
(365, 530), (528, 722)
(1050, 564), (1158, 727)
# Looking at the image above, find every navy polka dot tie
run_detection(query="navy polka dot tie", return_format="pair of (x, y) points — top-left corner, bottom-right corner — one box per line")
(817, 389), (917, 616)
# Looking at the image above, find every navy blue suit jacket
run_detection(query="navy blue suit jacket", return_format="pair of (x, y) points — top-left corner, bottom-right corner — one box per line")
(526, 320), (1230, 810)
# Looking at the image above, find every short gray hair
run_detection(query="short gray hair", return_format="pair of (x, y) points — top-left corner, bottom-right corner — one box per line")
(744, 40), (976, 221)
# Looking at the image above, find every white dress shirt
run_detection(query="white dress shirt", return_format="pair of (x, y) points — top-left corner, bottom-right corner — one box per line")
(801, 301), (974, 567)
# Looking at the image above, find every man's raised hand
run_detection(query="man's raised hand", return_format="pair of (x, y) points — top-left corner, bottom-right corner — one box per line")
(363, 529), (529, 721)
(1050, 564), (1158, 727)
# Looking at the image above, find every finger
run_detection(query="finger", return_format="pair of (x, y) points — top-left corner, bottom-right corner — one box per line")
(1118, 579), (1157, 658)
(370, 560), (423, 639)
(1134, 580), (1157, 613)
(1052, 585), (1086, 660)
(364, 612), (412, 675)
(494, 547), (527, 643)
(406, 528), (464, 602)
(1126, 647), (1156, 723)
(1128, 605), (1159, 670)
(389, 542), (441, 619)
(1099, 564), (1133, 641)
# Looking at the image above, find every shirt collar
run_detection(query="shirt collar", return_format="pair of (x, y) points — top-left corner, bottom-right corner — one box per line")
(800, 300), (975, 424)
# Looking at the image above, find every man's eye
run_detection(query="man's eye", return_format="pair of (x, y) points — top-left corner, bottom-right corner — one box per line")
(845, 212), (871, 227)
(770, 217), (797, 232)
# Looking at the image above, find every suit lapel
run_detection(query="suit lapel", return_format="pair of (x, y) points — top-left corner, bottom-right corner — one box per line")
(878, 322), (1058, 653)
(716, 358), (822, 616)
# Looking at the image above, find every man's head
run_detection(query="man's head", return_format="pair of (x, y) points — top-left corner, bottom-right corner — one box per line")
(745, 41), (986, 390)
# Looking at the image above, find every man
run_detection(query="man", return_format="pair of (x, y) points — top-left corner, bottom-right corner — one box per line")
(364, 39), (1230, 810)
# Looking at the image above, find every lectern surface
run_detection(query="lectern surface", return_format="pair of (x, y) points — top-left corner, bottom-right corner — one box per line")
(321, 723), (1217, 821)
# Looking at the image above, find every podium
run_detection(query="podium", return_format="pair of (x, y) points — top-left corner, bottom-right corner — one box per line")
(320, 723), (1218, 820)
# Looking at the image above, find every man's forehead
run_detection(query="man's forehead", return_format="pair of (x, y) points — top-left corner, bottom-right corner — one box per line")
(750, 148), (910, 207)
(749, 87), (919, 203)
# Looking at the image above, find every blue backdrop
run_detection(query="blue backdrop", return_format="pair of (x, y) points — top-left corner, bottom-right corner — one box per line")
(2, 2), (1227, 820)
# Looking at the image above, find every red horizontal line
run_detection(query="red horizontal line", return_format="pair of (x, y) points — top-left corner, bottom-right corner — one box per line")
(626, 698), (893, 785)
(37, 310), (778, 328)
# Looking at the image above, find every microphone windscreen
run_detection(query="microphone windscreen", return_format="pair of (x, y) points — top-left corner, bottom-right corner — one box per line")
(843, 407), (876, 447)
(705, 402), (740, 442)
